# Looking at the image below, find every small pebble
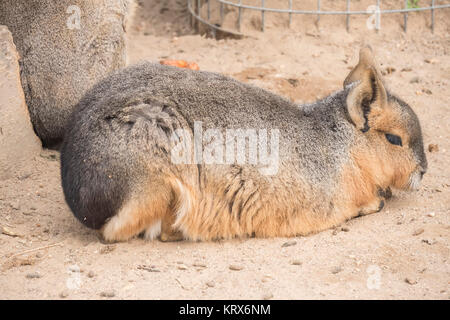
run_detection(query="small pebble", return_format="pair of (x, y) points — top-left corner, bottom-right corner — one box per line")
(405, 277), (417, 285)
(229, 265), (244, 271)
(59, 291), (69, 298)
(137, 265), (160, 272)
(193, 262), (207, 268)
(88, 271), (95, 278)
(410, 76), (421, 84)
(1, 226), (21, 237)
(287, 78), (299, 87)
(262, 293), (274, 300)
(100, 245), (116, 254)
(424, 58), (438, 64)
(68, 265), (81, 273)
(122, 284), (135, 291)
(10, 202), (20, 210)
(178, 265), (188, 270)
(100, 290), (115, 298)
(382, 67), (395, 75)
(18, 173), (32, 180)
(206, 281), (215, 288)
(341, 226), (350, 232)
(26, 272), (41, 279)
(426, 212), (435, 217)
(422, 239), (436, 245)
(281, 240), (297, 247)
(413, 228), (424, 236)
(331, 266), (343, 274)
(428, 144), (439, 153)
(291, 260), (302, 266)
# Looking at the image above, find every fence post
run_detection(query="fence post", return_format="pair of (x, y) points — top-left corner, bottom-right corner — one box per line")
(288, 0), (292, 28)
(317, 0), (321, 25)
(238, 0), (242, 31)
(376, 0), (380, 32)
(404, 0), (408, 32)
(346, 0), (350, 32)
(431, 0), (435, 33)
(207, 0), (210, 20)
(261, 0), (265, 31)
(220, 1), (224, 26)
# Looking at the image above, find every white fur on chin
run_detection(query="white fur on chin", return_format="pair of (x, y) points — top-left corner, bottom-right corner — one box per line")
(408, 172), (422, 191)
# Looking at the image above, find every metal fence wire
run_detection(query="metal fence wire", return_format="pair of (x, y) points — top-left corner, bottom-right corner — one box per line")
(188, 0), (450, 37)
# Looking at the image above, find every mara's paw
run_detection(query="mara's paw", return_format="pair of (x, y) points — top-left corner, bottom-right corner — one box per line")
(378, 187), (392, 200)
(358, 198), (385, 217)
(97, 230), (118, 244)
(158, 209), (184, 242)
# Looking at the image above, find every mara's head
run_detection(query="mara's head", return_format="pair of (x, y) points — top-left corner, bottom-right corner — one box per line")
(343, 46), (427, 191)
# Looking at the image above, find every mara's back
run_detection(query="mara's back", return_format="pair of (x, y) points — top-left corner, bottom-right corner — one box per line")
(66, 62), (354, 166)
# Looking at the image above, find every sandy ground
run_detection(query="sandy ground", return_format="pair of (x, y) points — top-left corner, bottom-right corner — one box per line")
(0, 0), (449, 299)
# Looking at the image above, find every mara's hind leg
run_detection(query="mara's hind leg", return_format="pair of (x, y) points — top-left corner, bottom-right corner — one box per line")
(158, 178), (192, 242)
(141, 208), (183, 242)
(160, 209), (184, 242)
(101, 181), (173, 242)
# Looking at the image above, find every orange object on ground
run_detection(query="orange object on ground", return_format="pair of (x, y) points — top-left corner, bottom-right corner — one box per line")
(159, 59), (199, 70)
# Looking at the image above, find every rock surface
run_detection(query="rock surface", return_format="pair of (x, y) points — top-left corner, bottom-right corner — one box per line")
(0, 26), (41, 180)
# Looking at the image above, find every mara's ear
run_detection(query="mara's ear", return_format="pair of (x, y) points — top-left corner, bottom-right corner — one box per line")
(345, 65), (387, 132)
(344, 46), (382, 88)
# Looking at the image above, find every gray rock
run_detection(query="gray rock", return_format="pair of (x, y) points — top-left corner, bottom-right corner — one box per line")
(410, 76), (421, 84)
(262, 293), (274, 300)
(229, 265), (244, 271)
(0, 1), (133, 146)
(26, 272), (42, 279)
(405, 277), (417, 285)
(100, 290), (115, 298)
(331, 266), (343, 274)
(282, 240), (297, 247)
(291, 260), (302, 266)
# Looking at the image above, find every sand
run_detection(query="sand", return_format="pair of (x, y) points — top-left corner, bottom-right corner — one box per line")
(0, 0), (448, 299)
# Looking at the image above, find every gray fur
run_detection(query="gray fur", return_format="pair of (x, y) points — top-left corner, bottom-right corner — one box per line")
(0, 0), (130, 147)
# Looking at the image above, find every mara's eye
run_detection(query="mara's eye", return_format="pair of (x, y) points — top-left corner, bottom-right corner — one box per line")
(385, 133), (402, 146)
